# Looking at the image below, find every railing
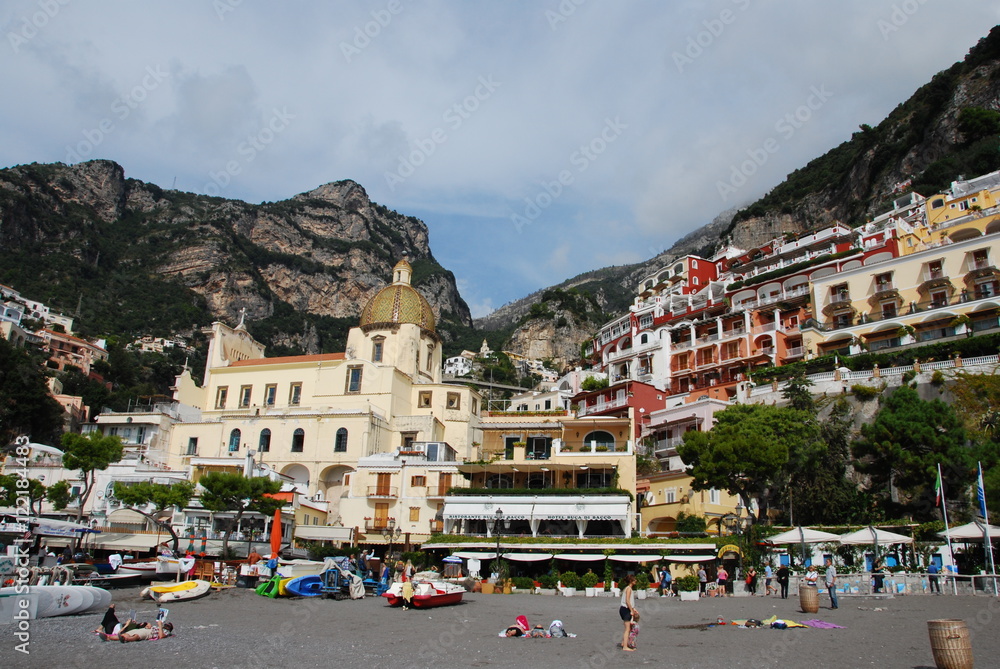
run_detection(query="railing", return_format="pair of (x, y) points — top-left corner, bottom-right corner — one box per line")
(427, 487), (450, 497)
(578, 396), (630, 416)
(813, 290), (1000, 331)
(429, 520), (444, 533)
(367, 486), (398, 498)
(364, 521), (390, 532)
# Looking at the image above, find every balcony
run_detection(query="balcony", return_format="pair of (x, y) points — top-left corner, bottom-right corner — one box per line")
(578, 396), (630, 416)
(367, 486), (398, 498)
(429, 520), (444, 533)
(364, 520), (392, 532)
(427, 486), (451, 498)
(783, 346), (805, 360)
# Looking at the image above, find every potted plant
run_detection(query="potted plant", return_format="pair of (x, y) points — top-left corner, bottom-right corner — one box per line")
(635, 572), (650, 599)
(676, 575), (700, 601)
(537, 573), (557, 595)
(560, 571), (581, 596)
(581, 570), (599, 597)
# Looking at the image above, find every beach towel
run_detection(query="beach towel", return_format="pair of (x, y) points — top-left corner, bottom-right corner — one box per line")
(800, 620), (846, 629)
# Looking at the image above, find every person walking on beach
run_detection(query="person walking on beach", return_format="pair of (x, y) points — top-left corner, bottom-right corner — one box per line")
(716, 566), (729, 597)
(776, 564), (790, 599)
(746, 566), (758, 595)
(927, 563), (941, 594)
(619, 574), (638, 652)
(698, 565), (708, 597)
(764, 563), (776, 596)
(825, 559), (839, 609)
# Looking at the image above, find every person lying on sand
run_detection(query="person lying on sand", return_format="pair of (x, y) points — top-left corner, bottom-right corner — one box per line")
(99, 619), (174, 642)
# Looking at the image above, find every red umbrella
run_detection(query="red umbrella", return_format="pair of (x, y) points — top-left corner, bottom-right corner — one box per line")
(269, 509), (282, 559)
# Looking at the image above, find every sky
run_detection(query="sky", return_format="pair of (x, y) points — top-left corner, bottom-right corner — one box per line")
(2, 2), (999, 319)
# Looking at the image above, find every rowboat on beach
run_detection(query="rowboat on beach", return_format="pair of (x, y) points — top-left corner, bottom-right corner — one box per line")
(382, 580), (465, 608)
(142, 579), (212, 603)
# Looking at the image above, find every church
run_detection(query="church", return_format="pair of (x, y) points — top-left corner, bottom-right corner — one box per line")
(164, 258), (483, 541)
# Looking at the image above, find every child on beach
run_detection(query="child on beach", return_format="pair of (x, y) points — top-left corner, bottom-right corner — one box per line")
(627, 611), (640, 649)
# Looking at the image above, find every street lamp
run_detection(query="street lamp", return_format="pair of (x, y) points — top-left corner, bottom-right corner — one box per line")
(491, 508), (511, 583)
(382, 517), (402, 565)
(734, 503), (745, 576)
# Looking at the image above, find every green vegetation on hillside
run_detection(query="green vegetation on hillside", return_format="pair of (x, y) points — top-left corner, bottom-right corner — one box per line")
(725, 25), (1000, 234)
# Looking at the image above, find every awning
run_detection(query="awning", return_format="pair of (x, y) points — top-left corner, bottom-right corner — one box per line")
(504, 553), (553, 562)
(442, 496), (631, 522)
(552, 553), (606, 562)
(608, 554), (662, 563)
(32, 518), (100, 537)
(452, 551), (498, 560)
(663, 554), (717, 563)
(293, 526), (355, 542)
(93, 533), (162, 551)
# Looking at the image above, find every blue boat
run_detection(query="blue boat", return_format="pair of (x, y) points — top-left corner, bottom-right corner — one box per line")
(284, 574), (324, 597)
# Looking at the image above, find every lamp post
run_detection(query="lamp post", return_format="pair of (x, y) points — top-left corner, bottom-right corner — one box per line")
(491, 508), (508, 583)
(734, 503), (745, 576)
(382, 517), (402, 566)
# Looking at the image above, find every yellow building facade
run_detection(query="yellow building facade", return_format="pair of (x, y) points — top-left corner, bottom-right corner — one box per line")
(165, 259), (483, 532)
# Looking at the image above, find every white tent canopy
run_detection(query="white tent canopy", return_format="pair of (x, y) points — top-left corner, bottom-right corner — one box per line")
(608, 554), (662, 563)
(838, 527), (913, 545)
(939, 522), (1000, 541)
(664, 555), (718, 563)
(551, 554), (606, 562)
(766, 527), (842, 545)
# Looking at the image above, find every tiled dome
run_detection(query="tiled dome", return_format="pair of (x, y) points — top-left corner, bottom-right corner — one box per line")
(359, 259), (436, 332)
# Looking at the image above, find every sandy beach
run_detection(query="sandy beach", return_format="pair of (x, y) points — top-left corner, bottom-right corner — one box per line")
(3, 587), (999, 669)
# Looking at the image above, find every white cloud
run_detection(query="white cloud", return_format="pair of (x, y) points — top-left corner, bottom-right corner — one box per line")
(1, 1), (997, 315)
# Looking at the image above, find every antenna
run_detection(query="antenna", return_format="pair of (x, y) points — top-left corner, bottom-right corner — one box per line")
(172, 176), (177, 189)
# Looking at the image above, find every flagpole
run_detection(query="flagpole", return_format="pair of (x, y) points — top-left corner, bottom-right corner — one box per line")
(938, 464), (959, 595)
(977, 462), (997, 597)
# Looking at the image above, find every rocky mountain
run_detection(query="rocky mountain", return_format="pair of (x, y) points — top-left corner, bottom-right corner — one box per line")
(492, 26), (1000, 366)
(0, 160), (472, 354)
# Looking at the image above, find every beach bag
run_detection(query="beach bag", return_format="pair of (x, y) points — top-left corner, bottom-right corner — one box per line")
(771, 620), (788, 629)
(549, 620), (567, 637)
(515, 615), (530, 632)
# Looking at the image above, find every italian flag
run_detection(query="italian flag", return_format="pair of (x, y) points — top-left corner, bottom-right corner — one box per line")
(935, 468), (943, 507)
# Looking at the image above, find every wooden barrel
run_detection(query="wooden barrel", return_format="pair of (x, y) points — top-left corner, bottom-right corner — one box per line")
(798, 584), (819, 613)
(927, 619), (974, 669)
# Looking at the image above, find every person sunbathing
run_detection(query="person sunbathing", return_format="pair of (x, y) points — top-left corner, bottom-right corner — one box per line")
(99, 619), (173, 642)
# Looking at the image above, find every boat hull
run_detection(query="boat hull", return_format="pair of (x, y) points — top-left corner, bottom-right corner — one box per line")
(284, 575), (324, 597)
(382, 581), (464, 608)
(142, 579), (212, 603)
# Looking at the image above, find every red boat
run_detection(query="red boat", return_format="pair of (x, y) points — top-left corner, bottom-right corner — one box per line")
(382, 580), (465, 608)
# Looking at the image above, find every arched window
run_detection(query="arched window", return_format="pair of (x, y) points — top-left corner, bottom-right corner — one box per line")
(334, 428), (348, 453)
(258, 428), (271, 453)
(582, 430), (615, 451)
(291, 428), (305, 453)
(486, 475), (512, 489)
(228, 429), (241, 452)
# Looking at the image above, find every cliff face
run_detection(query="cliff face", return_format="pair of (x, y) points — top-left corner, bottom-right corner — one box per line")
(0, 160), (471, 352)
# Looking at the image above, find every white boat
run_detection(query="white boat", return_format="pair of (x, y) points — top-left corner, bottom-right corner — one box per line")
(275, 559), (326, 578)
(155, 555), (195, 576)
(141, 579), (212, 603)
(116, 561), (159, 578)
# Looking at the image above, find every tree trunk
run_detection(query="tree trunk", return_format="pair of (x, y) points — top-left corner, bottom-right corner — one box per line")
(126, 507), (182, 555)
(222, 507), (246, 558)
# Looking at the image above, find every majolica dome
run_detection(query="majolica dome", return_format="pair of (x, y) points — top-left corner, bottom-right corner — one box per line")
(359, 259), (436, 332)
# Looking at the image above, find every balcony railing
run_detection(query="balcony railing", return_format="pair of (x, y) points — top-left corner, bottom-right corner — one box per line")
(367, 486), (398, 498)
(813, 290), (997, 331)
(364, 521), (391, 532)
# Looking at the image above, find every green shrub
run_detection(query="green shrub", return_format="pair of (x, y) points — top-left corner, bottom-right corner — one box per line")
(675, 575), (700, 591)
(512, 576), (535, 590)
(604, 559), (614, 591)
(635, 572), (650, 590)
(931, 370), (945, 386)
(581, 570), (600, 588)
(851, 384), (880, 400)
(560, 571), (581, 589)
(537, 573), (557, 589)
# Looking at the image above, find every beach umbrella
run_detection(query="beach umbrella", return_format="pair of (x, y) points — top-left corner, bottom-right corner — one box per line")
(442, 556), (463, 563)
(765, 527), (842, 566)
(938, 521), (1000, 541)
(269, 509), (282, 559)
(766, 527), (842, 544)
(838, 527), (913, 546)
